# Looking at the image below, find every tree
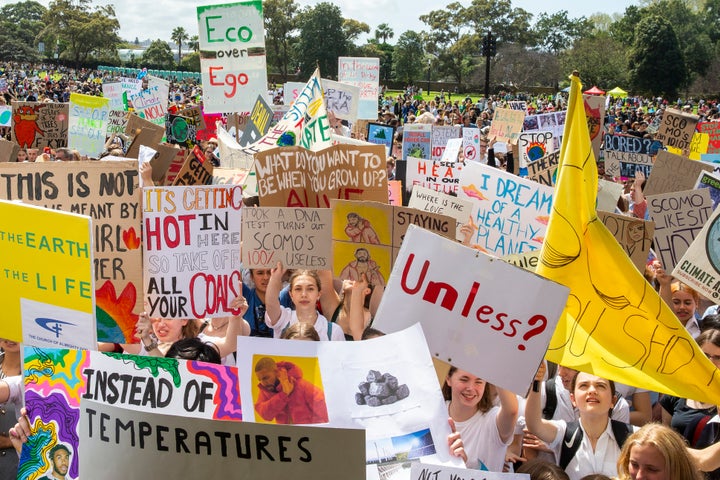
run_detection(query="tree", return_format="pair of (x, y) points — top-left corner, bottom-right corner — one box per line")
(295, 3), (347, 78)
(142, 39), (175, 69)
(180, 51), (201, 72)
(392, 31), (425, 84)
(170, 26), (189, 64)
(532, 10), (593, 54)
(561, 32), (629, 89)
(420, 2), (470, 84)
(0, 1), (45, 62)
(628, 15), (686, 96)
(464, 0), (534, 45)
(37, 0), (120, 67)
(188, 35), (199, 53)
(264, 0), (299, 81)
(375, 23), (394, 44)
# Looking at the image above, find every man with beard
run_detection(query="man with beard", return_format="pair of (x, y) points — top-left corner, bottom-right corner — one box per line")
(344, 212), (380, 244)
(339, 248), (385, 287)
(45, 444), (71, 479)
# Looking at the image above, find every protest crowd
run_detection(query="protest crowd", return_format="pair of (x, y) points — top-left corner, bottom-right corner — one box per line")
(4, 15), (720, 480)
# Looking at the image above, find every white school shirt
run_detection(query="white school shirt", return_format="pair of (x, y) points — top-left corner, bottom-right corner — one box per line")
(268, 306), (346, 341)
(449, 402), (510, 472)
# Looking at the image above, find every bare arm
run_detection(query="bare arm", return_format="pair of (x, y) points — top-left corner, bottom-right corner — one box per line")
(628, 391), (652, 427)
(655, 263), (674, 308)
(264, 262), (285, 326)
(317, 269), (341, 320)
(689, 442), (720, 472)
(524, 362), (560, 444)
(208, 296), (250, 358)
(495, 386), (520, 444)
(349, 275), (369, 341)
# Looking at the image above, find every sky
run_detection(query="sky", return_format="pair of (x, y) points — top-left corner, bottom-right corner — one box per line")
(36, 0), (639, 45)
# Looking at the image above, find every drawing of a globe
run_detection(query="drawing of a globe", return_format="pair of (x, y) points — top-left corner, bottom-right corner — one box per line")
(706, 215), (720, 274)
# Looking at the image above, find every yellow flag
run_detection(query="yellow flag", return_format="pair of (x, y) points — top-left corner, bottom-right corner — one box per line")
(537, 73), (720, 404)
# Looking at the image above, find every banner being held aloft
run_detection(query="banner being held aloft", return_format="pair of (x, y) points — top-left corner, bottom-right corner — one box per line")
(537, 73), (720, 404)
(254, 144), (388, 207)
(655, 107), (700, 156)
(143, 185), (242, 319)
(338, 57), (379, 120)
(12, 101), (69, 149)
(69, 93), (110, 158)
(197, 1), (268, 114)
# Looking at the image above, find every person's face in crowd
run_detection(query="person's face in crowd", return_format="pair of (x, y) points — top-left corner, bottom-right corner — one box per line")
(54, 150), (71, 161)
(386, 160), (395, 178)
(446, 369), (486, 409)
(628, 222), (645, 243)
(701, 340), (720, 369)
(0, 338), (20, 354)
(570, 372), (614, 416)
(16, 150), (27, 162)
(27, 148), (39, 162)
(256, 367), (279, 391)
(557, 365), (577, 390)
(250, 269), (271, 294)
(51, 449), (70, 478)
(671, 290), (697, 325)
(597, 161), (605, 176)
(627, 443), (668, 480)
(289, 274), (321, 309)
(151, 318), (187, 343)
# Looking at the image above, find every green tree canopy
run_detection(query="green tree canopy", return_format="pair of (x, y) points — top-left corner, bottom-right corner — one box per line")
(264, 0), (299, 81)
(142, 39), (175, 69)
(392, 31), (425, 84)
(170, 26), (189, 64)
(628, 15), (686, 97)
(295, 2), (347, 78)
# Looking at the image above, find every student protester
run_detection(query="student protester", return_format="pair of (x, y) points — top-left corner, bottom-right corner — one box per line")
(0, 339), (21, 477)
(242, 268), (294, 338)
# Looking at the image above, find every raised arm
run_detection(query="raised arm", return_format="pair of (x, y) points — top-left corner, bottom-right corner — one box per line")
(524, 362), (560, 444)
(318, 269), (341, 320)
(208, 295), (249, 358)
(349, 275), (369, 341)
(264, 262), (286, 326)
(495, 386), (520, 444)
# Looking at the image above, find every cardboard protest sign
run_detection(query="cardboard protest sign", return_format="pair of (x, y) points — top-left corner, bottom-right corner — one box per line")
(254, 144), (388, 207)
(402, 124), (432, 160)
(143, 185), (241, 318)
(178, 105), (207, 131)
(366, 122), (395, 157)
(106, 109), (128, 136)
(488, 107), (525, 143)
(128, 81), (168, 132)
(124, 113), (165, 159)
(431, 126), (461, 161)
(236, 325), (463, 477)
(197, 1), (268, 114)
(239, 94), (274, 146)
(462, 127), (480, 162)
(507, 100), (527, 112)
(165, 114), (199, 148)
(647, 189), (712, 270)
(283, 81), (305, 105)
(526, 151), (559, 186)
(388, 179), (402, 206)
(373, 225), (569, 395)
(331, 199), (454, 287)
(411, 463), (530, 480)
(696, 170), (720, 210)
(338, 56), (380, 120)
(242, 207), (332, 268)
(597, 178), (624, 212)
(102, 82), (124, 110)
(408, 185), (473, 240)
(523, 111), (566, 151)
(11, 101), (69, 149)
(21, 347), (244, 480)
(172, 146), (215, 186)
(584, 93), (606, 163)
(644, 150), (714, 196)
(0, 137), (19, 162)
(672, 204), (720, 301)
(0, 201), (95, 347)
(597, 210), (655, 272)
(603, 132), (663, 156)
(700, 121), (720, 154)
(157, 145), (187, 185)
(68, 93), (110, 157)
(668, 132), (709, 160)
(604, 149), (653, 179)
(211, 166), (251, 186)
(0, 161), (142, 343)
(405, 157), (464, 195)
(517, 131), (554, 168)
(458, 161), (554, 256)
(80, 399), (364, 480)
(655, 107), (699, 155)
(322, 78), (359, 121)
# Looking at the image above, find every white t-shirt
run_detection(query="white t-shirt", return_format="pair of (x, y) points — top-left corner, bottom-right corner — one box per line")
(450, 403), (510, 471)
(541, 376), (630, 423)
(268, 306), (346, 341)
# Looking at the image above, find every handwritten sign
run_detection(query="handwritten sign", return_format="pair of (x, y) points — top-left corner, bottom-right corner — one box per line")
(403, 124), (432, 160)
(411, 463), (529, 480)
(165, 113), (198, 148)
(239, 94), (274, 146)
(668, 132), (709, 160)
(102, 82), (124, 110)
(517, 131), (554, 168)
(283, 81), (305, 105)
(604, 149), (653, 179)
(128, 81), (167, 132)
(68, 93), (110, 157)
(242, 207), (331, 268)
(0, 201), (94, 347)
(672, 203), (720, 301)
(197, 1), (268, 114)
(655, 107), (699, 156)
(584, 93), (606, 162)
(458, 161), (554, 255)
(0, 161), (142, 342)
(373, 225), (569, 395)
(431, 126), (461, 161)
(409, 185), (473, 240)
(462, 127), (480, 162)
(526, 151), (559, 186)
(254, 144), (388, 207)
(696, 170), (720, 210)
(523, 111), (566, 151)
(488, 107), (525, 143)
(647, 189), (712, 270)
(700, 121), (720, 154)
(338, 56), (379, 120)
(366, 122), (395, 157)
(406, 157), (464, 195)
(322, 78), (359, 121)
(143, 185), (242, 319)
(106, 109), (128, 136)
(173, 147), (214, 186)
(644, 150), (714, 196)
(597, 210), (655, 272)
(11, 101), (69, 149)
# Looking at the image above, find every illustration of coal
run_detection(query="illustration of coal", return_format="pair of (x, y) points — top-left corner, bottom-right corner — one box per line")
(356, 370), (410, 407)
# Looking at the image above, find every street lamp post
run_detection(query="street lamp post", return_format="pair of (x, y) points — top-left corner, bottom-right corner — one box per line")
(426, 58), (431, 97)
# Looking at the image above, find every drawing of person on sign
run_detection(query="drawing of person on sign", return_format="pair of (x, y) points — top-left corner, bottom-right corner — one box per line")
(340, 248), (385, 287)
(345, 212), (380, 244)
(625, 220), (651, 259)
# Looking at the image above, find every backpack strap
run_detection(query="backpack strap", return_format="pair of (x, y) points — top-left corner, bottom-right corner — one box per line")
(610, 420), (634, 449)
(327, 321), (333, 341)
(691, 415), (712, 447)
(542, 380), (557, 420)
(559, 420), (583, 471)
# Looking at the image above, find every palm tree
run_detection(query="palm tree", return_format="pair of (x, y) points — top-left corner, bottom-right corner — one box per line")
(188, 35), (199, 53)
(170, 26), (189, 64)
(374, 23), (394, 44)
